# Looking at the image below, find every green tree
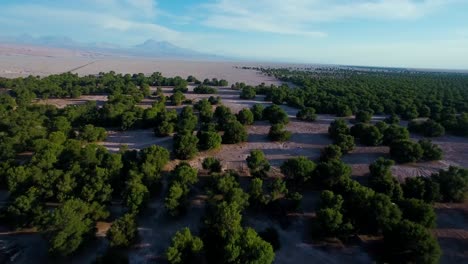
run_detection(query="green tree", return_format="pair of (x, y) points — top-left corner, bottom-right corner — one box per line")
(334, 133), (355, 154)
(354, 110), (373, 123)
(432, 166), (468, 202)
(140, 145), (170, 187)
(268, 124), (292, 142)
(328, 119), (350, 140)
(198, 131), (222, 150)
(174, 133), (199, 160)
(222, 121), (248, 144)
(237, 108), (254, 125)
(202, 157), (222, 173)
(246, 150), (271, 178)
(360, 125), (383, 146)
(399, 198), (436, 228)
(240, 86), (256, 99)
(296, 107), (317, 121)
(403, 177), (441, 203)
(251, 104), (265, 121)
(171, 91), (185, 106)
(166, 228), (204, 264)
(390, 140), (423, 163)
(80, 124), (107, 142)
(124, 173), (149, 213)
(383, 220), (441, 264)
(42, 199), (94, 256)
(320, 145), (342, 161)
(177, 107), (199, 134)
(107, 213), (138, 248)
(419, 139), (443, 161)
(165, 182), (185, 216)
(280, 157), (316, 187)
(263, 105), (289, 124)
(315, 159), (352, 188)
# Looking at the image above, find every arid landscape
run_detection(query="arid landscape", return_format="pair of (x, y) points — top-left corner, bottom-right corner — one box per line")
(21, 71), (467, 264)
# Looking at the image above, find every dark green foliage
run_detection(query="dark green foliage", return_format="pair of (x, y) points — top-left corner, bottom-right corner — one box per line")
(208, 96), (221, 105)
(263, 105), (289, 124)
(166, 228), (204, 264)
(382, 124), (410, 145)
(202, 157), (222, 173)
(383, 220), (441, 264)
(177, 107), (199, 134)
(240, 86), (256, 99)
(419, 139), (443, 161)
(173, 133), (199, 160)
(154, 110), (177, 137)
(320, 145), (343, 161)
(165, 163), (198, 216)
(359, 125), (383, 146)
(280, 157), (316, 187)
(268, 124), (292, 142)
(432, 166), (468, 202)
(368, 158), (403, 201)
(107, 213), (138, 248)
(246, 150), (270, 178)
(222, 121), (248, 144)
(197, 131), (222, 151)
(403, 177), (441, 203)
(195, 99), (214, 123)
(336, 104), (352, 117)
(315, 159), (352, 188)
(236, 108), (254, 125)
(42, 199), (94, 256)
(328, 119), (350, 140)
(390, 140), (423, 163)
(251, 104), (265, 121)
(124, 171), (149, 213)
(296, 107), (317, 121)
(384, 114), (401, 124)
(398, 199), (436, 228)
(214, 105), (236, 130)
(140, 145), (170, 187)
(334, 134), (355, 154)
(409, 119), (445, 137)
(354, 110), (373, 123)
(171, 91), (186, 106)
(79, 124), (107, 142)
(194, 84), (218, 94)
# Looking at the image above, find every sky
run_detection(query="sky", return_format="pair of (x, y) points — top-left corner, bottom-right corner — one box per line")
(1, 0), (468, 69)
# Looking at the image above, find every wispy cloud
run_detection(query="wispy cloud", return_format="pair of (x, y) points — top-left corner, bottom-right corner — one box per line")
(0, 1), (180, 45)
(200, 0), (452, 36)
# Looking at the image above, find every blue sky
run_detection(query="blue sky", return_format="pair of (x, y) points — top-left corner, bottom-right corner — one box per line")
(1, 0), (468, 69)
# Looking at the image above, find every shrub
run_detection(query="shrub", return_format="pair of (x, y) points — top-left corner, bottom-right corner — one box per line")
(251, 104), (265, 121)
(263, 105), (289, 124)
(173, 133), (199, 160)
(268, 124), (292, 142)
(296, 107), (317, 121)
(320, 145), (343, 161)
(193, 84), (217, 94)
(419, 139), (443, 161)
(237, 108), (254, 125)
(107, 214), (138, 248)
(197, 131), (222, 151)
(328, 119), (350, 140)
(240, 86), (256, 99)
(222, 121), (248, 144)
(202, 157), (222, 173)
(334, 134), (355, 154)
(246, 150), (270, 178)
(390, 140), (423, 163)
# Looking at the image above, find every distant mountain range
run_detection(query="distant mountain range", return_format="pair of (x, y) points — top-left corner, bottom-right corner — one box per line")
(0, 34), (224, 60)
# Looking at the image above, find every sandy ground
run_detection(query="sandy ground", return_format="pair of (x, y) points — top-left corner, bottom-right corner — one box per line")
(0, 56), (283, 86)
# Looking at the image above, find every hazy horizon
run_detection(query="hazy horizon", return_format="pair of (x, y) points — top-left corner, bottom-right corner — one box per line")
(1, 0), (468, 69)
